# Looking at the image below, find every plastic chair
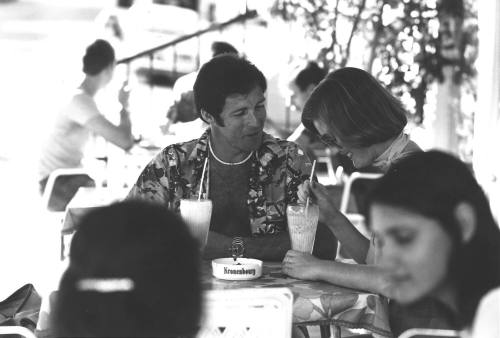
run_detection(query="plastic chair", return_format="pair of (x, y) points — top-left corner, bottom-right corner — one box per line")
(313, 148), (340, 185)
(398, 328), (461, 338)
(339, 172), (383, 214)
(337, 172), (383, 259)
(0, 326), (37, 338)
(41, 168), (95, 260)
(41, 168), (95, 210)
(198, 287), (293, 338)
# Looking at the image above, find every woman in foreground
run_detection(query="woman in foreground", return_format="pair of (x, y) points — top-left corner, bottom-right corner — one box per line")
(52, 201), (201, 338)
(369, 150), (500, 336)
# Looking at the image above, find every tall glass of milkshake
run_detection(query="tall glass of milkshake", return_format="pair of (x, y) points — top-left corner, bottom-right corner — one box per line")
(179, 198), (213, 250)
(286, 203), (319, 254)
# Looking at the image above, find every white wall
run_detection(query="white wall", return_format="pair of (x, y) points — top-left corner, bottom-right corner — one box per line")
(473, 0), (500, 221)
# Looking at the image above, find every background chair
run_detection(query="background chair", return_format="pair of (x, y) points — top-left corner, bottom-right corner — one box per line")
(398, 328), (461, 338)
(337, 172), (383, 259)
(40, 168), (95, 260)
(0, 326), (37, 338)
(198, 287), (293, 338)
(41, 168), (96, 212)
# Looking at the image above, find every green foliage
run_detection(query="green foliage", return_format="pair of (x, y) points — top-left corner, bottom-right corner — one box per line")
(271, 0), (478, 124)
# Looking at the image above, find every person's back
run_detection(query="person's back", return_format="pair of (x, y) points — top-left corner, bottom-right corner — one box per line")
(52, 200), (201, 338)
(38, 90), (100, 180)
(38, 39), (134, 210)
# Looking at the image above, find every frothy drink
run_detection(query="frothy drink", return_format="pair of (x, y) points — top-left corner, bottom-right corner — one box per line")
(180, 199), (213, 249)
(287, 203), (319, 254)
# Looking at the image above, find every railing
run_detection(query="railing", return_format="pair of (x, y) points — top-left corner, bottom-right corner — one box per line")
(117, 9), (258, 82)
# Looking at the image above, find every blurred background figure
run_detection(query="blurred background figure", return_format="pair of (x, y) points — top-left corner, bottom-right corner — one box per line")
(287, 61), (327, 152)
(160, 40), (239, 138)
(38, 39), (135, 211)
(369, 151), (500, 336)
(52, 200), (201, 338)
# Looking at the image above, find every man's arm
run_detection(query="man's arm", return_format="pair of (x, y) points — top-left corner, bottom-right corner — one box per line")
(203, 231), (291, 262)
(86, 108), (134, 151)
(85, 84), (134, 151)
(126, 153), (171, 206)
(204, 221), (338, 262)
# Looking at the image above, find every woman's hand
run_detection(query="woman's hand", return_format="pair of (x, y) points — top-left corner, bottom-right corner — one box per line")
(282, 250), (322, 280)
(308, 182), (341, 224)
(297, 180), (310, 204)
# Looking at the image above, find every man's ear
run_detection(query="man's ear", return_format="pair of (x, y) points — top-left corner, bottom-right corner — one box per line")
(454, 202), (477, 243)
(200, 110), (213, 124)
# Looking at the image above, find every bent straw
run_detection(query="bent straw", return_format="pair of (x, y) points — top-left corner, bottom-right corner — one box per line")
(198, 158), (208, 200)
(305, 160), (317, 216)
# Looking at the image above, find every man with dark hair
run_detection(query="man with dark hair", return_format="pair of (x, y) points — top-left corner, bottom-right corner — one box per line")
(129, 54), (336, 261)
(162, 41), (239, 138)
(39, 39), (134, 211)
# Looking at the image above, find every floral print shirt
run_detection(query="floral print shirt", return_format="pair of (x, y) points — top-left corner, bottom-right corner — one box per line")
(127, 129), (313, 235)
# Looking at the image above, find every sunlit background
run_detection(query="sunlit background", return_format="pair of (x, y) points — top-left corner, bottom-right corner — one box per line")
(1, 0), (499, 303)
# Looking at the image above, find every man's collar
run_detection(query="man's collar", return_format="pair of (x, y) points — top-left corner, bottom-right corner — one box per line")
(187, 129), (285, 164)
(187, 129), (210, 162)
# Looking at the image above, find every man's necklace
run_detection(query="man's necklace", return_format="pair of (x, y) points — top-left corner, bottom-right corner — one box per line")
(208, 140), (254, 166)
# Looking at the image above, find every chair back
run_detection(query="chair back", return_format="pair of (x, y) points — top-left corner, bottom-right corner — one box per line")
(337, 172), (382, 258)
(398, 328), (462, 338)
(0, 326), (37, 338)
(198, 288), (293, 338)
(339, 172), (383, 214)
(41, 168), (94, 210)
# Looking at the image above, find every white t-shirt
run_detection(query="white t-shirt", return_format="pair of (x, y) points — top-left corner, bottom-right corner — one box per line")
(470, 287), (500, 338)
(38, 90), (100, 180)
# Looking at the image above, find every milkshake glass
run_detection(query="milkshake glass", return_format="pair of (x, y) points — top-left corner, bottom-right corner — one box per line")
(286, 203), (319, 254)
(179, 198), (213, 249)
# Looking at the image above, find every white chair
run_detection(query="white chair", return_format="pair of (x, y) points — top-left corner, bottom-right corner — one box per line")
(41, 168), (95, 260)
(41, 167), (95, 210)
(198, 288), (293, 338)
(339, 172), (383, 214)
(0, 326), (37, 338)
(337, 172), (383, 259)
(398, 328), (462, 338)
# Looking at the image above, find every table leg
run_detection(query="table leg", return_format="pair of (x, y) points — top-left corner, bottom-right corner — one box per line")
(295, 325), (310, 338)
(332, 325), (342, 338)
(320, 324), (332, 338)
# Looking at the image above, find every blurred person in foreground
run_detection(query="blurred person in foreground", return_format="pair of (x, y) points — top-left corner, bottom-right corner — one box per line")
(52, 200), (201, 338)
(369, 151), (500, 337)
(38, 39), (134, 211)
(160, 41), (239, 138)
(128, 54), (336, 261)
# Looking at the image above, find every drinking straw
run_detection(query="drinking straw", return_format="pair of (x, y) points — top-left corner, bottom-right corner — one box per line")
(305, 160), (317, 216)
(198, 158), (208, 201)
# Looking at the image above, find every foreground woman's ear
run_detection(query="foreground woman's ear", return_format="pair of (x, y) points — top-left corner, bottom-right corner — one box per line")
(454, 202), (477, 243)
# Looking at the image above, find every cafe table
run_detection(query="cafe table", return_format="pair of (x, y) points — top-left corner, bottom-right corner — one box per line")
(202, 261), (392, 338)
